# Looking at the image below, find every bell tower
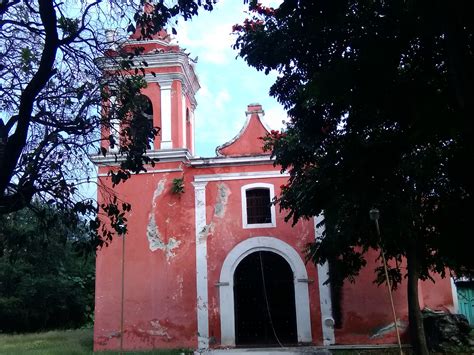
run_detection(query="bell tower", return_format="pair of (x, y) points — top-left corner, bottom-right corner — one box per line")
(107, 24), (200, 155)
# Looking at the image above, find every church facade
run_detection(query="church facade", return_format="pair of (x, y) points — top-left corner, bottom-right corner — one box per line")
(93, 31), (456, 352)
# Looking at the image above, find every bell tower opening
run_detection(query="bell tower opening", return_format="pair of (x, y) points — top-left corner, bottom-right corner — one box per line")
(130, 94), (154, 149)
(233, 251), (297, 346)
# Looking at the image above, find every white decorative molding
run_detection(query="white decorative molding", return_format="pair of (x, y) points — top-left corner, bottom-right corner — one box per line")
(107, 96), (120, 153)
(191, 155), (274, 168)
(97, 168), (183, 177)
(241, 183), (276, 229)
(91, 152), (278, 168)
(96, 51), (200, 103)
(191, 110), (195, 155)
(160, 82), (173, 149)
(182, 93), (187, 149)
(122, 39), (171, 46)
(450, 278), (459, 314)
(219, 237), (312, 346)
(194, 171), (289, 183)
(192, 181), (209, 349)
(314, 214), (336, 345)
(90, 148), (192, 165)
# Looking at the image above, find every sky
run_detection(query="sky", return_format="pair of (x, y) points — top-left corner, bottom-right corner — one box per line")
(173, 0), (287, 157)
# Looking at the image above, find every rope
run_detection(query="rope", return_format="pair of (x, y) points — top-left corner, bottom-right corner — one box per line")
(258, 251), (284, 347)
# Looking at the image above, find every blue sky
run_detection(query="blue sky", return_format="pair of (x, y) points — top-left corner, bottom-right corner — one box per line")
(174, 0), (287, 157)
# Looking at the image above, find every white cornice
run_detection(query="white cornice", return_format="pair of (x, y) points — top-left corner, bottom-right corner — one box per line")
(90, 150), (275, 168)
(122, 39), (171, 46)
(194, 170), (289, 183)
(90, 148), (193, 165)
(190, 154), (274, 167)
(96, 51), (200, 105)
(97, 167), (183, 177)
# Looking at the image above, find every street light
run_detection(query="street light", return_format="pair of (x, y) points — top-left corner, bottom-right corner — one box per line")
(369, 208), (403, 355)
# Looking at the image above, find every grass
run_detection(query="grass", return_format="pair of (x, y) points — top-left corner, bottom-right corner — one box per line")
(0, 328), (94, 355)
(0, 330), (471, 354)
(0, 328), (190, 355)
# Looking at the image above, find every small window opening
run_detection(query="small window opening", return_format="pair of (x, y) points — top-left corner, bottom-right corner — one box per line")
(131, 95), (154, 149)
(246, 188), (271, 224)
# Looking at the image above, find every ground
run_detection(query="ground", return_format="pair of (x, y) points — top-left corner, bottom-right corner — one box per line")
(0, 329), (191, 354)
(1, 329), (473, 354)
(0, 328), (472, 355)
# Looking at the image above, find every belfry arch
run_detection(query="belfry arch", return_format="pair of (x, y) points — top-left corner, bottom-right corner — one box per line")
(219, 237), (312, 346)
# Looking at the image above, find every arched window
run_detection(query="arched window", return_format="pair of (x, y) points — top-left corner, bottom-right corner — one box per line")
(107, 94), (154, 151)
(241, 183), (276, 229)
(130, 94), (154, 150)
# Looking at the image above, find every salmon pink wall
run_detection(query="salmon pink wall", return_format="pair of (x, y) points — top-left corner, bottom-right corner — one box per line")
(94, 167), (198, 351)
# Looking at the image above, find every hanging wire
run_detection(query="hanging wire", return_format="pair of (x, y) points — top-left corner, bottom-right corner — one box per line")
(258, 251), (284, 347)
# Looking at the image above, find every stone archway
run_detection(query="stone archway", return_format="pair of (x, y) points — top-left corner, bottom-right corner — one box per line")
(219, 237), (312, 346)
(234, 250), (297, 345)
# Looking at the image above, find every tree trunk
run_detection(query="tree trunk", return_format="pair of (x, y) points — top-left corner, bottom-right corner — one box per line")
(406, 240), (429, 355)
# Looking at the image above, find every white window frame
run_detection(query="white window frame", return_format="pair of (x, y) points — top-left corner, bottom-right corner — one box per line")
(241, 183), (276, 229)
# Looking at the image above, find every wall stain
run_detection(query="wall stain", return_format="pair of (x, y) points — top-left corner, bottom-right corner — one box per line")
(214, 183), (230, 218)
(370, 320), (407, 339)
(146, 178), (181, 260)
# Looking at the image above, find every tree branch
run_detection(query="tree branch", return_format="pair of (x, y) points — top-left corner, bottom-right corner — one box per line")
(0, 0), (59, 199)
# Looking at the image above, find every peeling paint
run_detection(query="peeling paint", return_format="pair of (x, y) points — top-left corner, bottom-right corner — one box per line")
(172, 275), (184, 301)
(199, 222), (214, 241)
(197, 296), (208, 311)
(214, 183), (230, 218)
(177, 275), (184, 298)
(147, 220), (181, 260)
(152, 179), (166, 206)
(370, 320), (407, 339)
(146, 178), (181, 260)
(137, 320), (172, 339)
(107, 331), (121, 338)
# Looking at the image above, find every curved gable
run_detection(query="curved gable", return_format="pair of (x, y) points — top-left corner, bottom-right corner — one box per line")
(216, 104), (271, 157)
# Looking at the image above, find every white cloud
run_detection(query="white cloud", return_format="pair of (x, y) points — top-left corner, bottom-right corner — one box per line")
(198, 82), (211, 98)
(262, 105), (289, 130)
(176, 22), (235, 65)
(215, 89), (231, 110)
(261, 0), (283, 7)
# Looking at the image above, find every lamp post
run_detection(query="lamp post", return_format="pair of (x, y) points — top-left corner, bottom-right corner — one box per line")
(369, 209), (403, 355)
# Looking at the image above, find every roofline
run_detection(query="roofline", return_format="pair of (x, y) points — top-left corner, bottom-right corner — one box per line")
(90, 149), (274, 168)
(96, 51), (200, 107)
(215, 110), (270, 156)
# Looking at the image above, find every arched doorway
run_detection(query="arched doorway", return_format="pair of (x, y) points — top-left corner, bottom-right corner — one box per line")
(219, 237), (312, 346)
(234, 251), (297, 346)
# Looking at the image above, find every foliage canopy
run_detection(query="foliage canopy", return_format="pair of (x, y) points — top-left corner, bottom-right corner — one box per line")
(0, 206), (94, 332)
(0, 0), (214, 246)
(234, 1), (474, 353)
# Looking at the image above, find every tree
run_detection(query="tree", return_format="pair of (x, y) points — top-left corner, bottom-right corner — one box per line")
(0, 205), (95, 332)
(0, 0), (215, 246)
(233, 1), (474, 354)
